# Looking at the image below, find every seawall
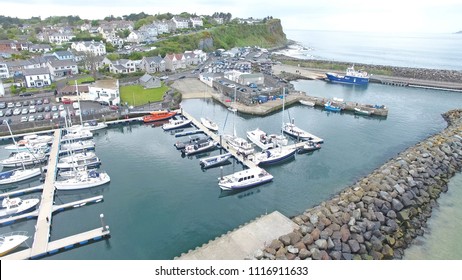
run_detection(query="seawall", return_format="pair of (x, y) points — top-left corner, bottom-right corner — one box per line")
(254, 109), (462, 260)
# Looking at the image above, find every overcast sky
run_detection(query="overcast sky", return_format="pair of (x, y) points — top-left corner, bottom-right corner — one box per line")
(1, 0), (461, 33)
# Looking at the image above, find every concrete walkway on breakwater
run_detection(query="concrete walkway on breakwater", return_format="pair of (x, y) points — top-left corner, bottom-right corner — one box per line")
(176, 211), (299, 260)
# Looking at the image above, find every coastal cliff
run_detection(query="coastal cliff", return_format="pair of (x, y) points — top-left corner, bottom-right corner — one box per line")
(254, 109), (462, 260)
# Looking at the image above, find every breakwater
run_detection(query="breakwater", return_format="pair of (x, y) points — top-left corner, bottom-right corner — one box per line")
(254, 109), (462, 260)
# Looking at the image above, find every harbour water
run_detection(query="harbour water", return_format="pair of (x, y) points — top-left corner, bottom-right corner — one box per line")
(1, 79), (461, 259)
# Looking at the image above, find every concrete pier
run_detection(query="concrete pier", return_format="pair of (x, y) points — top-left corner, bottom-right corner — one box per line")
(176, 211), (298, 260)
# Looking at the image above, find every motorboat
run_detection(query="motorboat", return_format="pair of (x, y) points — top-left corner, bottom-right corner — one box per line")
(200, 117), (219, 132)
(251, 147), (296, 166)
(297, 141), (322, 154)
(218, 167), (273, 190)
(58, 166), (98, 179)
(68, 120), (108, 132)
(299, 100), (315, 106)
(3, 142), (49, 153)
(0, 231), (29, 257)
(199, 152), (232, 169)
(143, 110), (177, 123)
(57, 156), (102, 171)
(282, 120), (324, 143)
(0, 167), (42, 185)
(223, 134), (255, 156)
(246, 128), (288, 151)
(0, 196), (40, 218)
(0, 151), (47, 167)
(162, 118), (192, 131)
(55, 170), (110, 190)
(183, 139), (217, 156)
(59, 140), (95, 155)
(61, 129), (93, 142)
(59, 151), (97, 163)
(174, 135), (208, 150)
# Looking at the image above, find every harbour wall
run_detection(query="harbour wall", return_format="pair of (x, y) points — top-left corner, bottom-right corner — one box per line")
(253, 109), (462, 260)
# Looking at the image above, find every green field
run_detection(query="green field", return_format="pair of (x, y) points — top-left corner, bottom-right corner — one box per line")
(67, 76), (95, 85)
(120, 84), (169, 106)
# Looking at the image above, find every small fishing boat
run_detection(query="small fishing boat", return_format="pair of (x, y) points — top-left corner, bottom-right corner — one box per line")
(55, 170), (110, 190)
(0, 151), (47, 167)
(0, 168), (42, 185)
(162, 118), (192, 131)
(0, 196), (40, 218)
(143, 110), (177, 123)
(297, 141), (322, 154)
(246, 128), (288, 151)
(200, 117), (219, 132)
(218, 167), (273, 190)
(0, 231), (29, 256)
(182, 139), (217, 156)
(299, 100), (315, 106)
(324, 101), (342, 112)
(354, 107), (372, 116)
(200, 153), (232, 169)
(251, 147), (296, 166)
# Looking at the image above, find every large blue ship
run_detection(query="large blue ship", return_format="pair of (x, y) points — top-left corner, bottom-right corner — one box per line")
(326, 66), (369, 85)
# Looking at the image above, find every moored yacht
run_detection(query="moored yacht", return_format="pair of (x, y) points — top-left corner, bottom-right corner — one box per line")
(55, 170), (110, 190)
(200, 117), (219, 132)
(250, 147), (297, 166)
(218, 167), (273, 190)
(0, 196), (40, 218)
(0, 231), (29, 257)
(0, 167), (42, 185)
(0, 151), (47, 167)
(162, 118), (192, 131)
(246, 128), (288, 151)
(182, 139), (217, 156)
(282, 120), (323, 143)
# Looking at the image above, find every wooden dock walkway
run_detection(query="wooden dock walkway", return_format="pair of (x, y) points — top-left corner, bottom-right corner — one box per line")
(30, 129), (60, 258)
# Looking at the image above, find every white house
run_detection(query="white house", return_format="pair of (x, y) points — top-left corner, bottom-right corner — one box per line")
(53, 51), (74, 61)
(154, 20), (170, 34)
(0, 60), (9, 78)
(48, 31), (76, 45)
(190, 17), (203, 28)
(172, 17), (189, 29)
(106, 59), (137, 74)
(139, 56), (166, 73)
(164, 53), (186, 72)
(89, 79), (120, 106)
(29, 44), (52, 53)
(126, 31), (145, 44)
(71, 41), (107, 56)
(47, 60), (79, 78)
(22, 68), (52, 88)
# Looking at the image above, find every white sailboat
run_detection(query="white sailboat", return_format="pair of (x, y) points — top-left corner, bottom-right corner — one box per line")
(0, 151), (47, 167)
(0, 196), (40, 218)
(0, 122), (42, 185)
(55, 170), (110, 190)
(0, 231), (29, 257)
(61, 129), (93, 142)
(200, 81), (219, 132)
(59, 140), (95, 155)
(59, 151), (96, 163)
(162, 118), (192, 131)
(222, 88), (254, 156)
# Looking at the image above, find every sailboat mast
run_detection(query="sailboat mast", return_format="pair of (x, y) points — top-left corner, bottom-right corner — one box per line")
(5, 122), (26, 170)
(233, 87), (237, 136)
(75, 80), (83, 126)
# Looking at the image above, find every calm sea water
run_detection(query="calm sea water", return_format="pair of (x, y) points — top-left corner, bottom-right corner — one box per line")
(1, 79), (461, 259)
(284, 30), (462, 70)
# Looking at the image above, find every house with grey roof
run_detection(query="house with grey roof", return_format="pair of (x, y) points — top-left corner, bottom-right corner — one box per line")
(54, 51), (74, 61)
(22, 67), (52, 88)
(106, 59), (137, 74)
(139, 73), (161, 89)
(47, 59), (79, 78)
(29, 44), (52, 53)
(139, 56), (166, 73)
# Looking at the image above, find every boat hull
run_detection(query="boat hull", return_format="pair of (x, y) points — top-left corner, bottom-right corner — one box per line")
(253, 149), (296, 166)
(162, 119), (192, 131)
(0, 168), (42, 185)
(143, 111), (177, 123)
(55, 173), (110, 190)
(326, 73), (369, 85)
(200, 153), (232, 169)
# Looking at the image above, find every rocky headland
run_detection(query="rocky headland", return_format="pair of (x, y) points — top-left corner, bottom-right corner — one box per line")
(253, 109), (462, 260)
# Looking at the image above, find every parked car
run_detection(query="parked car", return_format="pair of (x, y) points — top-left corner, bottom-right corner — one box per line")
(52, 112), (59, 119)
(44, 105), (51, 112)
(36, 99), (43, 105)
(0, 102), (6, 109)
(0, 110), (3, 117)
(15, 101), (22, 107)
(29, 105), (36, 113)
(36, 114), (44, 120)
(28, 115), (35, 122)
(37, 106), (45, 112)
(21, 108), (28, 115)
(20, 116), (28, 122)
(58, 104), (65, 111)
(13, 108), (21, 115)
(62, 98), (72, 104)
(51, 105), (58, 111)
(109, 105), (119, 110)
(44, 113), (51, 120)
(43, 98), (50, 104)
(7, 102), (14, 108)
(5, 109), (13, 116)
